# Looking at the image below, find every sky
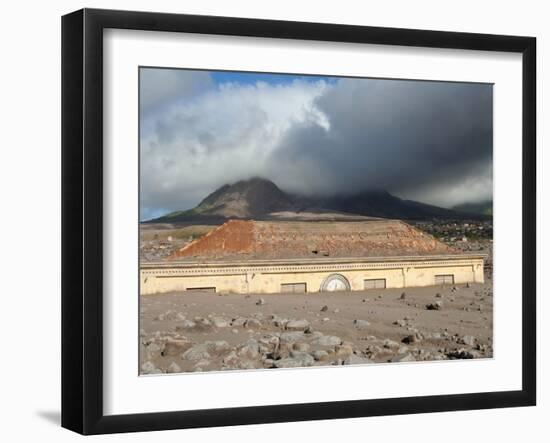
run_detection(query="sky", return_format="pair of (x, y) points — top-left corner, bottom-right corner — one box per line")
(139, 68), (493, 221)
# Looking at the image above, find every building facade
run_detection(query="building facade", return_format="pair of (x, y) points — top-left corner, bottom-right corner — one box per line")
(140, 219), (485, 295)
(140, 254), (485, 295)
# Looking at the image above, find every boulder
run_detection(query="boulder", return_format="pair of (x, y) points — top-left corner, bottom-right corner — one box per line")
(237, 339), (261, 359)
(285, 319), (310, 331)
(162, 338), (193, 356)
(426, 301), (443, 310)
(141, 361), (162, 374)
(211, 317), (229, 328)
(402, 333), (422, 344)
(383, 339), (400, 349)
(244, 318), (262, 329)
(353, 319), (371, 329)
(182, 341), (230, 361)
(344, 354), (373, 365)
(311, 350), (330, 361)
(391, 353), (416, 363)
(274, 352), (315, 368)
(447, 349), (475, 359)
(155, 310), (185, 321)
(166, 362), (182, 374)
(310, 335), (342, 347)
(460, 335), (476, 346)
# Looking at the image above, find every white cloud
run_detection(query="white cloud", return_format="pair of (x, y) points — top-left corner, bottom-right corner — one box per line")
(140, 68), (212, 114)
(140, 78), (330, 219)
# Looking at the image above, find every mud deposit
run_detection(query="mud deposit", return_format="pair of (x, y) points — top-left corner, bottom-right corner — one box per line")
(139, 277), (493, 374)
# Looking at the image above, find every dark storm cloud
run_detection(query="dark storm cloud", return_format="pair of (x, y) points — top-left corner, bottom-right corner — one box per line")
(267, 78), (492, 203)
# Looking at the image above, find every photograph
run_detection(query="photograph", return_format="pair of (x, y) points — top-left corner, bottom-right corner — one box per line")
(138, 68), (494, 374)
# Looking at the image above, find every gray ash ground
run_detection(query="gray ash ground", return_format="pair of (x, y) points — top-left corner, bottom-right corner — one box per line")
(140, 276), (493, 374)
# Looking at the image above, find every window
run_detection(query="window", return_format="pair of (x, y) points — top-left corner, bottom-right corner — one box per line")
(280, 283), (307, 293)
(434, 274), (454, 285)
(186, 287), (216, 293)
(364, 278), (386, 289)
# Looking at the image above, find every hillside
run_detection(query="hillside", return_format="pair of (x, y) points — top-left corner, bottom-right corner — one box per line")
(148, 178), (487, 223)
(452, 201), (493, 216)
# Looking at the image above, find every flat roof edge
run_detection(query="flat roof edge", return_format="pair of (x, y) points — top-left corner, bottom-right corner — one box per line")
(140, 253), (487, 269)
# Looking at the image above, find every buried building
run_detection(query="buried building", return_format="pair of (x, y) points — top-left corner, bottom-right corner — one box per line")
(140, 219), (485, 295)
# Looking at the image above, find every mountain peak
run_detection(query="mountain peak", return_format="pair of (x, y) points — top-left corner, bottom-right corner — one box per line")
(195, 177), (294, 218)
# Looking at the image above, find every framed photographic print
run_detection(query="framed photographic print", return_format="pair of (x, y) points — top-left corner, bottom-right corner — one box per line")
(61, 8), (536, 435)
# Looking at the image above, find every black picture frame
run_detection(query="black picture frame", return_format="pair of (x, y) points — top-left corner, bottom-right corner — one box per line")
(61, 8), (536, 435)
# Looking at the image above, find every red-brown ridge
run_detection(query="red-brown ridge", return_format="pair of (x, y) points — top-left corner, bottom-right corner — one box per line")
(168, 219), (456, 261)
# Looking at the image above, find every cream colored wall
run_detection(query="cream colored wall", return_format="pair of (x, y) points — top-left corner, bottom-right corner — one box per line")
(140, 257), (485, 295)
(246, 268), (406, 293)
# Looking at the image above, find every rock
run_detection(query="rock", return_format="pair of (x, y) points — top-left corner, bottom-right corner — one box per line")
(477, 343), (488, 352)
(244, 318), (262, 329)
(274, 352), (314, 368)
(391, 353), (416, 363)
(383, 339), (400, 349)
(285, 319), (310, 331)
(141, 361), (162, 374)
(182, 345), (211, 361)
(311, 350), (330, 361)
(258, 335), (280, 352)
(231, 317), (248, 327)
(271, 316), (289, 328)
(435, 293), (442, 298)
(353, 319), (370, 329)
(393, 319), (407, 327)
(211, 317), (229, 328)
(255, 298), (266, 306)
(460, 335), (476, 346)
(182, 341), (230, 360)
(333, 308), (340, 313)
(155, 310), (185, 321)
(447, 349), (475, 359)
(145, 342), (163, 358)
(426, 301), (443, 310)
(335, 343), (354, 358)
(320, 305), (328, 312)
(175, 317), (214, 332)
(344, 354), (373, 365)
(293, 342), (311, 352)
(466, 282), (471, 288)
(166, 362), (182, 373)
(237, 339), (261, 359)
(193, 317), (214, 331)
(162, 338), (193, 356)
(399, 292), (407, 300)
(310, 335), (342, 347)
(175, 319), (196, 331)
(402, 333), (422, 344)
(278, 329), (302, 340)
